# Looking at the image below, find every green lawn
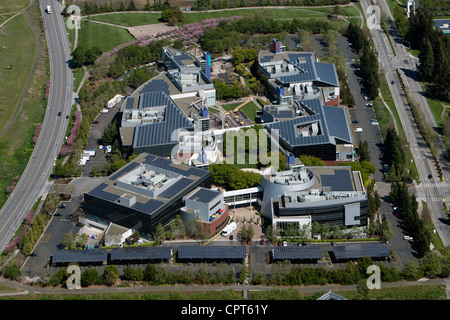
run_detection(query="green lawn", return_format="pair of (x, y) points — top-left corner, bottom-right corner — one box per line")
(222, 103), (241, 112)
(240, 101), (260, 121)
(77, 20), (134, 53)
(426, 97), (444, 125)
(0, 0), (29, 14)
(87, 6), (360, 27)
(88, 12), (161, 27)
(0, 14), (36, 134)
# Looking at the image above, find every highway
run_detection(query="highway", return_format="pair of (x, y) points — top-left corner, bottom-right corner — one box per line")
(361, 0), (450, 245)
(0, 0), (73, 252)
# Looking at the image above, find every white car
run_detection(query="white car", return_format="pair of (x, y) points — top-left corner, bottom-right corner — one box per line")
(46, 5), (51, 14)
(403, 236), (413, 240)
(282, 241), (287, 246)
(355, 128), (363, 132)
(370, 119), (379, 125)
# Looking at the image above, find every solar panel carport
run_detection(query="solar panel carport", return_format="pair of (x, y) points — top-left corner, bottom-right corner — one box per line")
(51, 249), (107, 266)
(271, 246), (322, 262)
(110, 246), (173, 264)
(177, 246), (246, 262)
(331, 243), (391, 261)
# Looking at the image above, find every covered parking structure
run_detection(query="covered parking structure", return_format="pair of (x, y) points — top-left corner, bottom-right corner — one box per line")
(109, 246), (173, 264)
(51, 249), (108, 266)
(331, 243), (391, 262)
(271, 246), (322, 263)
(177, 245), (247, 263)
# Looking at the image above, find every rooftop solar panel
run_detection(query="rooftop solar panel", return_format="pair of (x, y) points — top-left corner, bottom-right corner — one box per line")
(177, 246), (246, 260)
(52, 249), (107, 264)
(110, 246), (172, 261)
(332, 243), (390, 260)
(272, 246), (322, 260)
(125, 97), (135, 110)
(89, 183), (120, 202)
(321, 170), (354, 191)
(159, 177), (194, 199)
(110, 162), (140, 181)
(131, 198), (165, 214)
(189, 188), (220, 203)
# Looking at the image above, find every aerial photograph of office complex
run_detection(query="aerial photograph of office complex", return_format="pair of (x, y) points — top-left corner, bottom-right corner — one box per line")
(0, 0), (449, 312)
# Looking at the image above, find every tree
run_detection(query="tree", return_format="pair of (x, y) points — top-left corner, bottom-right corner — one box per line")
(103, 265), (119, 286)
(117, 1), (126, 11)
(62, 231), (75, 249)
(81, 269), (99, 287)
(356, 279), (370, 300)
(358, 140), (370, 162)
(72, 47), (86, 68)
(153, 223), (166, 244)
(160, 8), (184, 25)
(127, 0), (137, 11)
(418, 38), (434, 82)
(420, 251), (442, 278)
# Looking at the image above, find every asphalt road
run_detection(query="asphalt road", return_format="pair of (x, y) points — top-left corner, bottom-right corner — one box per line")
(361, 0), (450, 246)
(0, 0), (73, 252)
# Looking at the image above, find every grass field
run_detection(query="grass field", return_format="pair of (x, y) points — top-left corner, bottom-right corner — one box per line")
(239, 101), (260, 121)
(0, 0), (29, 14)
(77, 20), (134, 52)
(0, 14), (37, 134)
(88, 6), (360, 27)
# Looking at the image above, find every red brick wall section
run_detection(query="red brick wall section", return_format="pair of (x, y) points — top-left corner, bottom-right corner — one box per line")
(202, 205), (230, 235)
(326, 95), (340, 107)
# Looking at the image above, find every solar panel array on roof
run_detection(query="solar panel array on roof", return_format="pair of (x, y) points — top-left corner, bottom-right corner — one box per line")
(314, 62), (339, 87)
(133, 96), (192, 148)
(125, 97), (135, 110)
(189, 188), (220, 203)
(177, 246), (246, 260)
(143, 154), (209, 178)
(110, 246), (172, 262)
(131, 198), (164, 214)
(89, 183), (120, 202)
(264, 98), (353, 148)
(332, 243), (390, 260)
(272, 246), (322, 260)
(321, 170), (353, 191)
(323, 105), (352, 143)
(139, 91), (170, 109)
(159, 177), (194, 199)
(52, 249), (107, 264)
(110, 162), (140, 181)
(139, 79), (170, 95)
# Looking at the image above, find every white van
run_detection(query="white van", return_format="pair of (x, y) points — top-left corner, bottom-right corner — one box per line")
(46, 5), (51, 14)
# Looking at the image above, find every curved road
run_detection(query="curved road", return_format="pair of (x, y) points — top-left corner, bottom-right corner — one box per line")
(0, 0), (73, 252)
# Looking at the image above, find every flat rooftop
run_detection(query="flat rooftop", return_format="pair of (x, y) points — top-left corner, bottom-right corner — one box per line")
(85, 153), (210, 216)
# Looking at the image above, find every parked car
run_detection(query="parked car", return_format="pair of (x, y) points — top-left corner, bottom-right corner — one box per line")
(403, 235), (413, 241)
(282, 241), (287, 246)
(260, 239), (264, 245)
(30, 252), (37, 257)
(54, 212), (62, 216)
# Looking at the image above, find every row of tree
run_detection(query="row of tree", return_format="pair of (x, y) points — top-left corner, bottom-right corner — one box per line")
(346, 23), (380, 99)
(267, 251), (450, 287)
(413, 10), (449, 100)
(80, 0), (170, 15)
(389, 182), (431, 257)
